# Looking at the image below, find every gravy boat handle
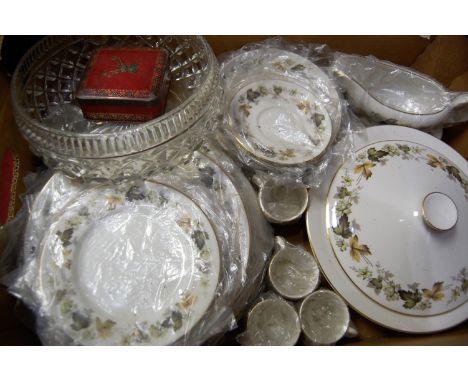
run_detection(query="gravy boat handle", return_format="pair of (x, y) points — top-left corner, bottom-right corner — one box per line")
(446, 92), (468, 125)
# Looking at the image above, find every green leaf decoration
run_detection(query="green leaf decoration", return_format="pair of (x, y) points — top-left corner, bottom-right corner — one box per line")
(397, 144), (411, 154)
(121, 335), (131, 346)
(273, 85), (283, 95)
(149, 325), (163, 338)
(61, 299), (74, 315)
(337, 186), (352, 199)
(57, 228), (74, 247)
(258, 86), (268, 96)
(290, 64), (305, 72)
(161, 316), (172, 328)
(191, 230), (209, 250)
(398, 289), (422, 309)
(367, 277), (383, 295)
(246, 89), (261, 103)
(95, 318), (116, 339)
(446, 165), (462, 183)
(71, 311), (91, 331)
(333, 215), (352, 239)
(199, 166), (215, 188)
(172, 311), (183, 332)
(125, 185), (146, 201)
(367, 147), (389, 162)
(462, 278), (468, 294)
(158, 193), (169, 205)
(313, 113), (325, 126)
(200, 249), (211, 260)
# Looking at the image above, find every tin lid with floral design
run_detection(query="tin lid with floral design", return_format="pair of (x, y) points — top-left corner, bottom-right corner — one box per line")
(307, 125), (468, 333)
(76, 47), (169, 103)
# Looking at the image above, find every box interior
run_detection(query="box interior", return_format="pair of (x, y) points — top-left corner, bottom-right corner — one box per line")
(1, 35), (467, 345)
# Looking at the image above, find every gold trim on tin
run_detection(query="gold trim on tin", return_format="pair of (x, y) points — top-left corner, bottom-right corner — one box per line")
(7, 154), (20, 222)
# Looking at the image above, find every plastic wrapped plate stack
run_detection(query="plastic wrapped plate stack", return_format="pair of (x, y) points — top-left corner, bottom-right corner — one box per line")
(5, 36), (274, 345)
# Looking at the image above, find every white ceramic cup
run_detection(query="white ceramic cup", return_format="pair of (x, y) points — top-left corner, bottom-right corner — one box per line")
(257, 181), (308, 224)
(243, 298), (301, 346)
(268, 238), (320, 300)
(299, 289), (353, 345)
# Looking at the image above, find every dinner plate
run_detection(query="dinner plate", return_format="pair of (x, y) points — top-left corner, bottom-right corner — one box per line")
(221, 48), (341, 166)
(306, 125), (468, 333)
(38, 181), (220, 345)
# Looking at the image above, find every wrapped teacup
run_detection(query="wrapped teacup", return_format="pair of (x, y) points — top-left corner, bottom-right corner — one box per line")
(299, 289), (356, 345)
(268, 237), (320, 300)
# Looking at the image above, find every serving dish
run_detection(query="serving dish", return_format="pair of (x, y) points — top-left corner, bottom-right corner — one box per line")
(306, 125), (468, 333)
(333, 53), (468, 129)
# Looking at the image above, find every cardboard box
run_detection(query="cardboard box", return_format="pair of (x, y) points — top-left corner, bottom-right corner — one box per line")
(1, 35), (467, 345)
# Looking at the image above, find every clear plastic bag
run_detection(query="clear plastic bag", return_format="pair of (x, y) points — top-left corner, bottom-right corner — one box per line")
(332, 52), (468, 132)
(267, 237), (320, 300)
(218, 37), (357, 188)
(3, 150), (273, 345)
(237, 292), (301, 346)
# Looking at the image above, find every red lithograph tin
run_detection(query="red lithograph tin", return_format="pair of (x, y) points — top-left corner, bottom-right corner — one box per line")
(76, 47), (170, 122)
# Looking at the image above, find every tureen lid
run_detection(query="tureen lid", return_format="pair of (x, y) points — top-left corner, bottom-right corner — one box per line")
(307, 125), (468, 332)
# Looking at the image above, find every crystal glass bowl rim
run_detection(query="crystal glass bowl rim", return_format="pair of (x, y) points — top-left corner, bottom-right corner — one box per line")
(11, 36), (220, 158)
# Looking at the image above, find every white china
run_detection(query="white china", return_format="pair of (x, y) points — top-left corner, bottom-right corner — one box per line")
(37, 181), (220, 345)
(244, 298), (301, 346)
(306, 125), (468, 333)
(268, 240), (320, 300)
(201, 140), (275, 314)
(333, 54), (468, 129)
(299, 289), (350, 345)
(258, 182), (309, 224)
(222, 48), (342, 166)
(229, 79), (333, 165)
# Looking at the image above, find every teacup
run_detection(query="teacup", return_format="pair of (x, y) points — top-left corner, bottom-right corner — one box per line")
(257, 181), (308, 224)
(333, 53), (468, 129)
(242, 298), (301, 346)
(268, 237), (320, 300)
(299, 289), (354, 345)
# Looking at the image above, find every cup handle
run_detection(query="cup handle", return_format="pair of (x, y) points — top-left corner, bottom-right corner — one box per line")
(446, 92), (468, 125)
(344, 320), (359, 339)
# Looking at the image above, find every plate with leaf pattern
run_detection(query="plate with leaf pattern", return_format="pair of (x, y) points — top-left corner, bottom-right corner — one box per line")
(221, 48), (341, 166)
(307, 125), (468, 333)
(37, 181), (220, 345)
(228, 78), (333, 165)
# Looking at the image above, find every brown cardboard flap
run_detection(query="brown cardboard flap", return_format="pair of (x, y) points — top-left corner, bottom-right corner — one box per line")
(412, 36), (468, 87)
(205, 35), (431, 66)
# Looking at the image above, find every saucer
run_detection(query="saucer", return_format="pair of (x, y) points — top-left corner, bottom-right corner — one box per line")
(229, 79), (333, 165)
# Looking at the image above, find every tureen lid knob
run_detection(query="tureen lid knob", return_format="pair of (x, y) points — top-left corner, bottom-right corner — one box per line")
(422, 192), (458, 231)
